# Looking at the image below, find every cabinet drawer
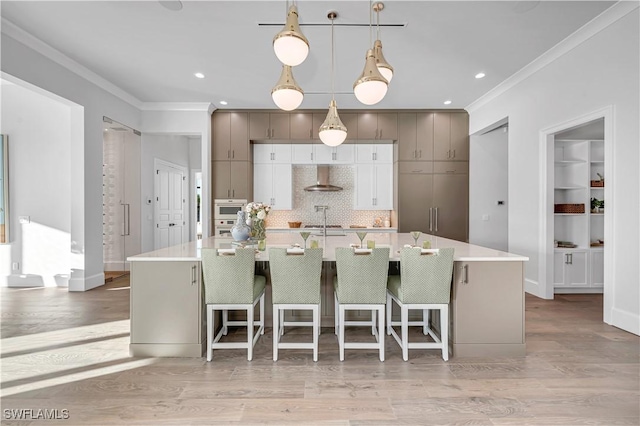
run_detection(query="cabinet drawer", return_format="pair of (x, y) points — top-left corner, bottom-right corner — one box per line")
(433, 161), (468, 174)
(398, 161), (432, 174)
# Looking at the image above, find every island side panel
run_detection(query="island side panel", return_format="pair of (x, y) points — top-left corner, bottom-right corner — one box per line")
(451, 261), (525, 357)
(130, 261), (204, 357)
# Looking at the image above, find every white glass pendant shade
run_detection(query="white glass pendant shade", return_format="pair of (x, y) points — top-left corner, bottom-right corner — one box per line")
(271, 65), (303, 111)
(353, 48), (388, 105)
(273, 5), (309, 66)
(319, 100), (347, 147)
(373, 39), (393, 82)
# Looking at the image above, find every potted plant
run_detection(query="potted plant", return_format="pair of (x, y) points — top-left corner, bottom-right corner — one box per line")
(590, 197), (604, 213)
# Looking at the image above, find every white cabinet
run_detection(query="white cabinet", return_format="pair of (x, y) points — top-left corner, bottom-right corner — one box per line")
(291, 144), (314, 164)
(590, 249), (604, 287)
(355, 144), (393, 164)
(253, 144), (291, 164)
(313, 144), (355, 164)
(553, 250), (588, 287)
(253, 163), (292, 210)
(354, 164), (393, 210)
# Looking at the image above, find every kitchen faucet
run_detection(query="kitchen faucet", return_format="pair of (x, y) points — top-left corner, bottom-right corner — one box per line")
(314, 205), (329, 236)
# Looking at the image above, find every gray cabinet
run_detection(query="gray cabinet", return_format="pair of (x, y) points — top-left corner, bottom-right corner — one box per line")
(290, 112), (313, 140)
(212, 112), (249, 161)
(434, 112), (469, 160)
(130, 261), (203, 357)
(451, 261), (525, 357)
(357, 112), (397, 140)
(249, 112), (290, 140)
(398, 112), (434, 161)
(212, 161), (250, 199)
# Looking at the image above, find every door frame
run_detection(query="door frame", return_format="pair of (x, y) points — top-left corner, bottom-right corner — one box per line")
(154, 158), (189, 250)
(538, 106), (613, 321)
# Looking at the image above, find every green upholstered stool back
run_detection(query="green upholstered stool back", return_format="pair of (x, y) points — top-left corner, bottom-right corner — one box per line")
(201, 248), (258, 304)
(334, 247), (390, 304)
(398, 248), (454, 304)
(269, 248), (323, 304)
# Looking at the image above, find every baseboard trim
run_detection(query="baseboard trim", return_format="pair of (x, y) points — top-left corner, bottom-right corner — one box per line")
(554, 287), (604, 294)
(69, 273), (105, 292)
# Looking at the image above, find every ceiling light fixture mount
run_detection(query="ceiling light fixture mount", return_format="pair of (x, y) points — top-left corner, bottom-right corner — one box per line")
(273, 3), (310, 67)
(354, 0), (388, 105)
(319, 11), (347, 147)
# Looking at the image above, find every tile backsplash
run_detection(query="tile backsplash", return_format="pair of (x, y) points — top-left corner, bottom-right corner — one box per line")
(266, 165), (391, 228)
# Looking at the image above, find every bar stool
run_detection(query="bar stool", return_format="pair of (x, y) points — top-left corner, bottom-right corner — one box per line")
(201, 247), (265, 361)
(269, 248), (323, 362)
(386, 247), (454, 361)
(334, 247), (390, 361)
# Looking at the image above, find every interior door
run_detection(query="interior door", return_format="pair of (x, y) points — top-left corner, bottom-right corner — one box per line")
(156, 161), (186, 249)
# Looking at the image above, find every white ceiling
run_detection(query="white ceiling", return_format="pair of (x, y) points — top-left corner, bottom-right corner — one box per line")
(1, 1), (615, 110)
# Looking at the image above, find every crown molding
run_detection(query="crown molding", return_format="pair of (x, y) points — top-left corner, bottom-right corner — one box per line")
(465, 1), (639, 114)
(140, 102), (214, 112)
(1, 17), (143, 109)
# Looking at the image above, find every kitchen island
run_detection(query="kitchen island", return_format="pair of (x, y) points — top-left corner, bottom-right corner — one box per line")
(128, 233), (528, 358)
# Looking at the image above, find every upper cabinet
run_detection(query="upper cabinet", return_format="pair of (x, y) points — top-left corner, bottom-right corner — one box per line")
(249, 112), (290, 140)
(290, 113), (314, 140)
(434, 112), (469, 161)
(212, 112), (249, 161)
(314, 144), (355, 164)
(355, 144), (394, 164)
(398, 112), (434, 161)
(253, 144), (292, 164)
(357, 112), (398, 140)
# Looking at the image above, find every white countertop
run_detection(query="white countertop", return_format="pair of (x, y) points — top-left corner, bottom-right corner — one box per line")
(129, 233), (528, 263)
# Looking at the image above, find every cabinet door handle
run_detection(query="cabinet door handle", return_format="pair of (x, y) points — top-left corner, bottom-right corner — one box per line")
(435, 207), (439, 232)
(191, 265), (197, 285)
(568, 253), (573, 265)
(232, 189), (235, 197)
(309, 129), (313, 139)
(232, 150), (235, 159)
(227, 149), (231, 159)
(419, 150), (422, 158)
(266, 128), (269, 138)
(227, 189), (230, 197)
(379, 129), (382, 139)
(311, 152), (313, 161)
(429, 208), (433, 232)
(460, 264), (469, 284)
(412, 150), (416, 158)
(453, 149), (456, 159)
(271, 129), (275, 138)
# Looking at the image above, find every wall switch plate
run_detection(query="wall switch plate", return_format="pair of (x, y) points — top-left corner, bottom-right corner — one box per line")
(19, 216), (30, 224)
(12, 262), (20, 271)
(482, 214), (490, 221)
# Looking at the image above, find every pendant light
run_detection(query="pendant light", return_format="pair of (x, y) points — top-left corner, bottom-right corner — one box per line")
(319, 12), (347, 147)
(273, 3), (309, 67)
(271, 65), (303, 111)
(353, 0), (388, 105)
(373, 2), (394, 82)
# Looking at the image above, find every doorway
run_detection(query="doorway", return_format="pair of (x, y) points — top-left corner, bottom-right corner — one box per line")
(154, 159), (188, 250)
(102, 118), (141, 279)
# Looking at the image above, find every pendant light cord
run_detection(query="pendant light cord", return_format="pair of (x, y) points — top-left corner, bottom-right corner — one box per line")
(369, 0), (373, 47)
(376, 7), (380, 40)
(331, 16), (335, 101)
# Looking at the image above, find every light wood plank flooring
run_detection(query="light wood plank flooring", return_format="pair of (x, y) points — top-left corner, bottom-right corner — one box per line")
(1, 277), (638, 425)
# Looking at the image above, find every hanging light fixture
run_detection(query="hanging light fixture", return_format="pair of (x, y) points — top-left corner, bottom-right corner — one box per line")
(353, 0), (388, 105)
(319, 12), (347, 147)
(373, 2), (393, 82)
(271, 65), (304, 111)
(273, 2), (309, 67)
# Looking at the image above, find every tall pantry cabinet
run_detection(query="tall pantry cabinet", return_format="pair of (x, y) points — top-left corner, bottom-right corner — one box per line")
(211, 112), (251, 201)
(397, 112), (469, 241)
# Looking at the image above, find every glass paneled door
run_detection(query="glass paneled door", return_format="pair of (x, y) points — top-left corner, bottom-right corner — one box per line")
(103, 118), (141, 275)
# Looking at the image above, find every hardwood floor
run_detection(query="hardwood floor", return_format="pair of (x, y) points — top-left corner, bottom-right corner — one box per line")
(1, 278), (638, 425)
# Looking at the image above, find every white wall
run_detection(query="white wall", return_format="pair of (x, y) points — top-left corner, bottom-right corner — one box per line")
(1, 33), (141, 290)
(467, 7), (639, 334)
(140, 134), (195, 253)
(0, 81), (72, 287)
(469, 127), (508, 251)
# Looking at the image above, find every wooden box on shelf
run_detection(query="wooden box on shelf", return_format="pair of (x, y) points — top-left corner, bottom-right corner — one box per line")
(554, 203), (585, 214)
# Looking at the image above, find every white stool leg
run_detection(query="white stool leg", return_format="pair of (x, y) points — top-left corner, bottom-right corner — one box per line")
(441, 305), (449, 361)
(273, 305), (279, 361)
(402, 305), (409, 361)
(280, 309), (285, 336)
(371, 309), (376, 336)
(423, 309), (429, 335)
(339, 305), (346, 361)
(386, 293), (392, 336)
(207, 305), (213, 362)
(222, 309), (228, 335)
(247, 305), (254, 361)
(334, 292), (339, 335)
(378, 306), (385, 362)
(313, 304), (319, 362)
(260, 293), (265, 335)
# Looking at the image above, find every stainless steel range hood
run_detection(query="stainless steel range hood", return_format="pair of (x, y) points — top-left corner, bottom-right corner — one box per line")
(304, 165), (343, 192)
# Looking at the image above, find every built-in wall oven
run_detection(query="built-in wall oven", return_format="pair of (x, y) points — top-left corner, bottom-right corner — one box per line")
(213, 199), (247, 238)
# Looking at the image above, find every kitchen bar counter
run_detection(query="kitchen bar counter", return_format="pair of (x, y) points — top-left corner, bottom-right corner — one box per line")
(128, 234), (528, 358)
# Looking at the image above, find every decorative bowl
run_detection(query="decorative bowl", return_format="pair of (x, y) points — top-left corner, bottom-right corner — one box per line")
(288, 221), (302, 228)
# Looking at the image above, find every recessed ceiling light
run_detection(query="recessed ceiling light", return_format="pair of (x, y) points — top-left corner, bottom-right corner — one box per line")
(104, 128), (109, 132)
(444, 100), (452, 105)
(475, 72), (486, 79)
(194, 72), (205, 79)
(159, 1), (183, 12)
(219, 101), (228, 106)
